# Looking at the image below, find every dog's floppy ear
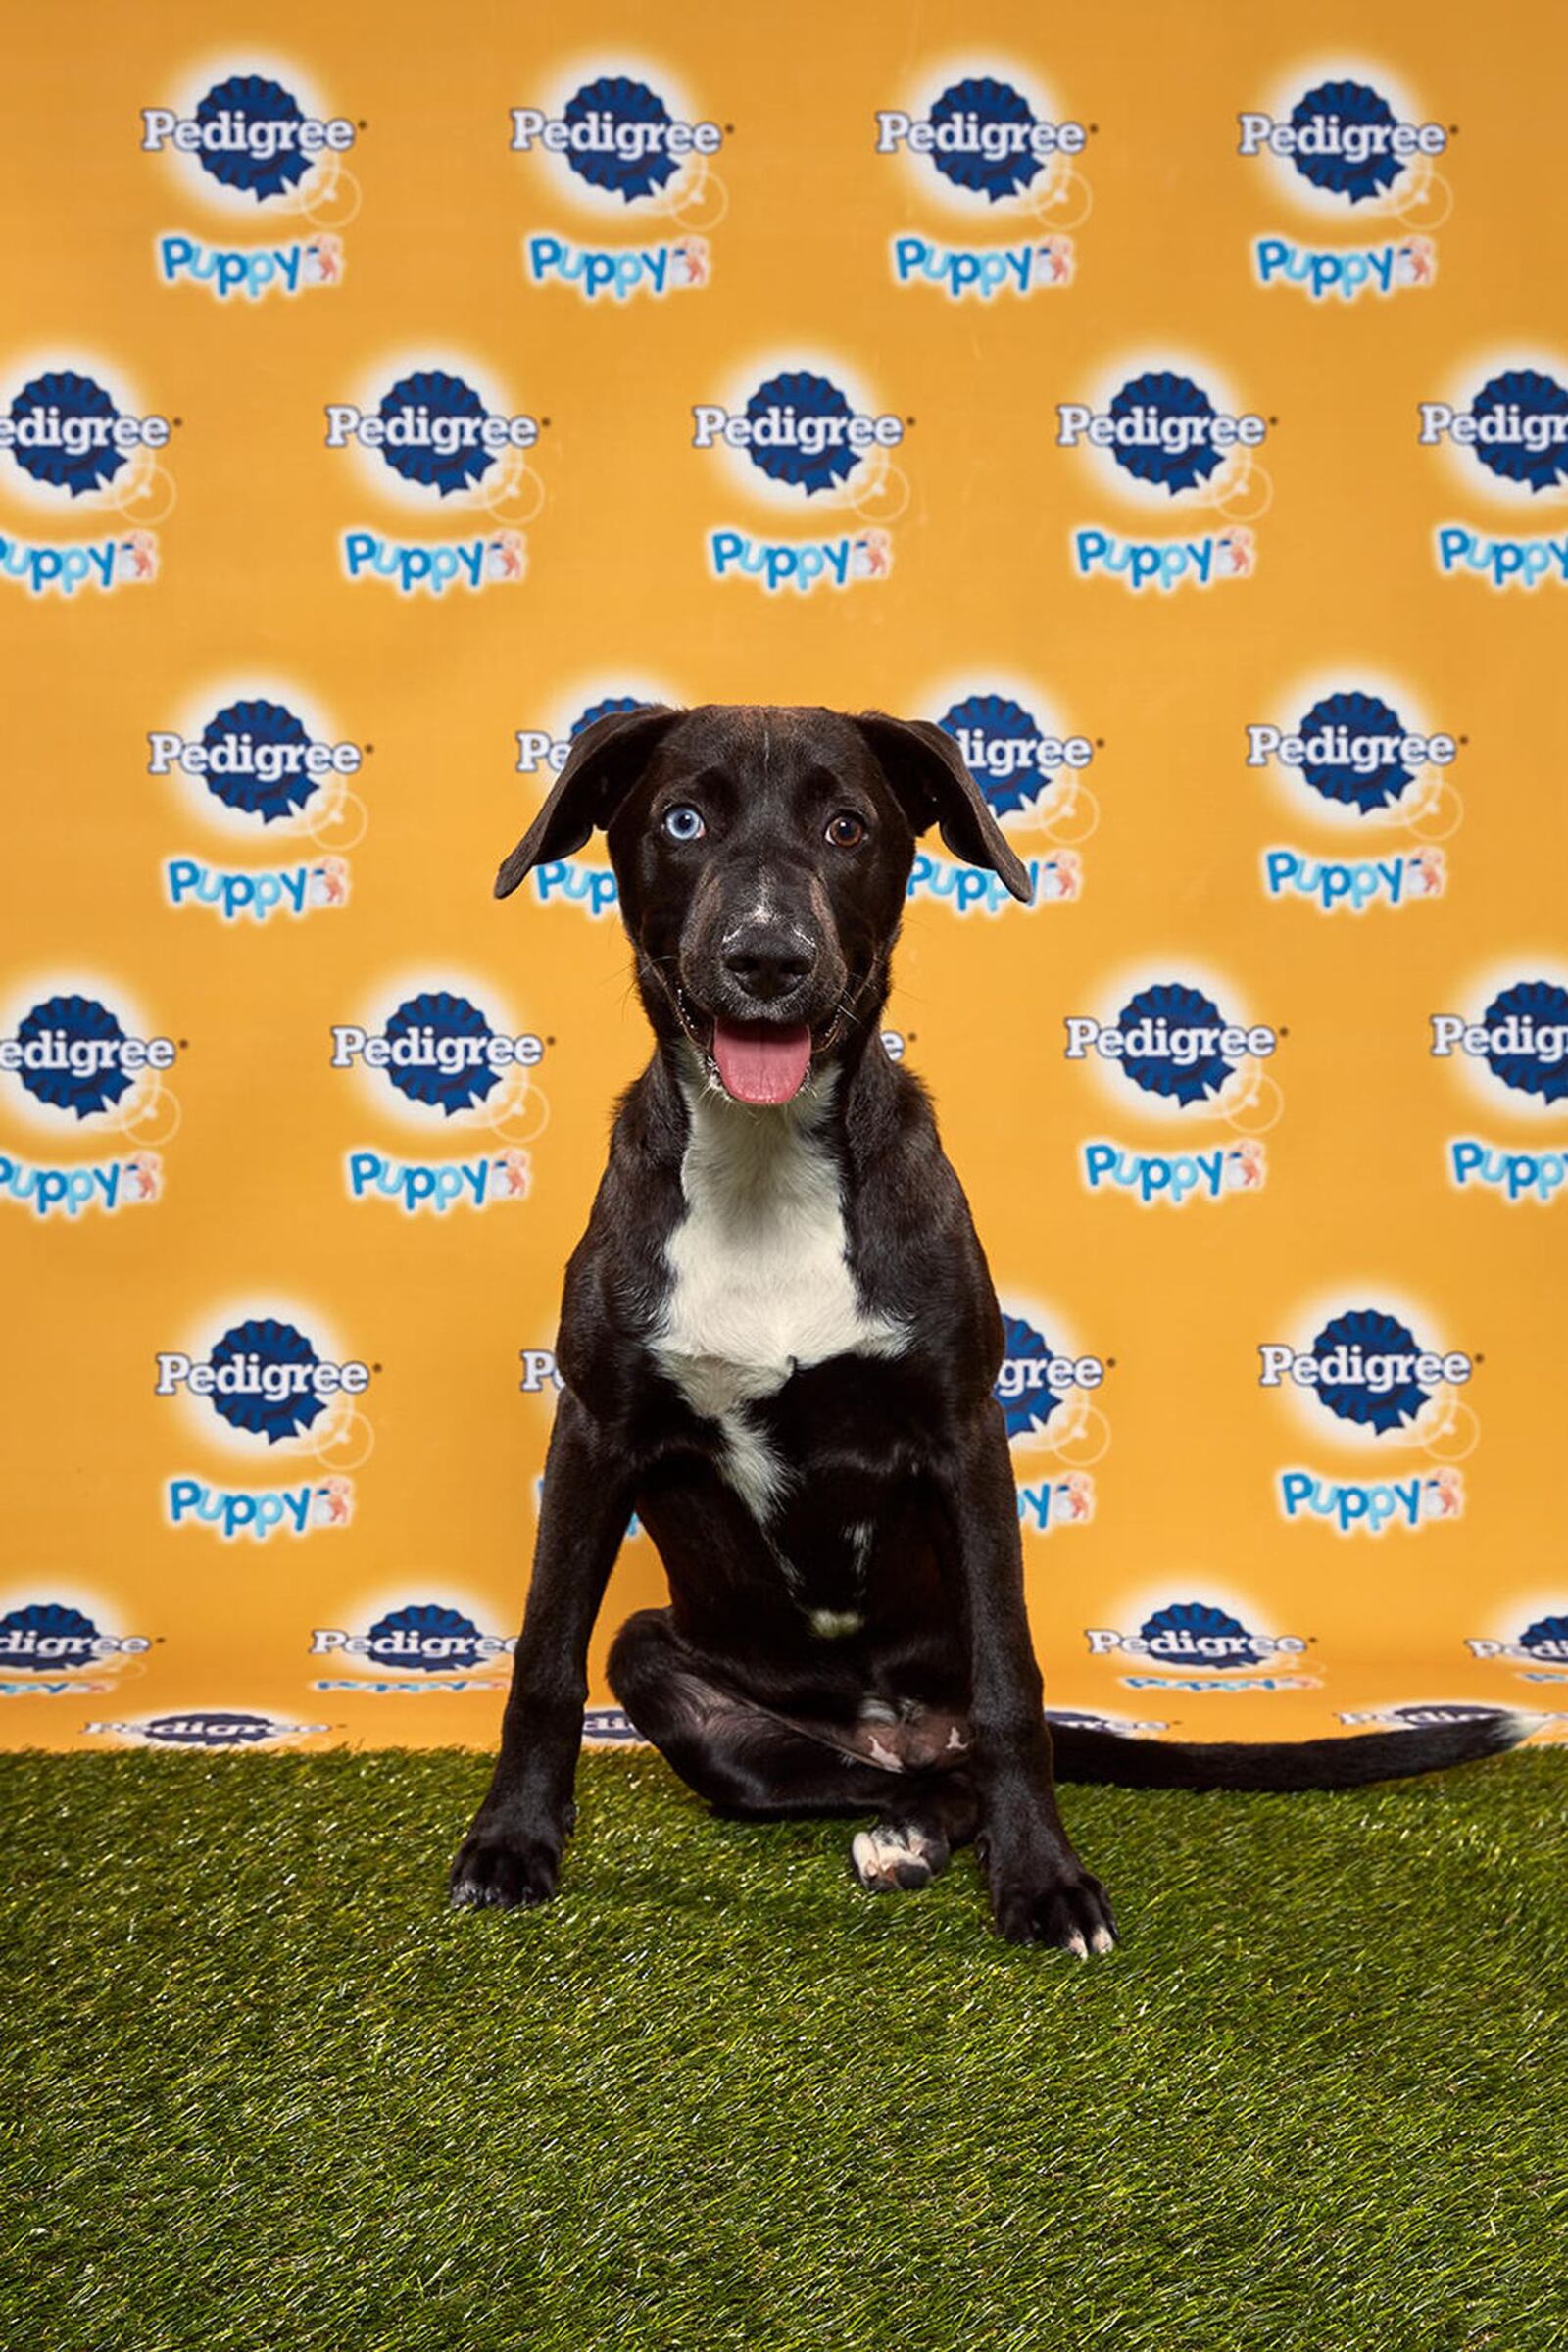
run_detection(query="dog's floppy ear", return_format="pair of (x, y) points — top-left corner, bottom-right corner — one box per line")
(495, 704), (682, 899)
(854, 711), (1033, 905)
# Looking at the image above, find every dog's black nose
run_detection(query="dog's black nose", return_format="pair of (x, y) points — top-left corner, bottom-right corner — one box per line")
(721, 925), (816, 1003)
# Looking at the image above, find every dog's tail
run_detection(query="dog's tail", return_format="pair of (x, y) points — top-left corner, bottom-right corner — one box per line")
(1046, 1709), (1544, 1793)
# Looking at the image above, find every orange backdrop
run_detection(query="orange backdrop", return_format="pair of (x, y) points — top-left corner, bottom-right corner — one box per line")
(2, 1), (1564, 1756)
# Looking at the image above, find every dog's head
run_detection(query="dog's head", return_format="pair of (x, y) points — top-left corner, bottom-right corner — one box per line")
(495, 703), (1030, 1105)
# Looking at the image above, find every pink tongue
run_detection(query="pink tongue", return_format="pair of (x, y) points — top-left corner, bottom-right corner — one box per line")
(711, 1019), (813, 1104)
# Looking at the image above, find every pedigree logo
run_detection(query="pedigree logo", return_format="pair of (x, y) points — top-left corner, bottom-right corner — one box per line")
(330, 349), (547, 597)
(1428, 349), (1568, 593)
(513, 56), (728, 302)
(0, 975), (178, 1221)
(1060, 351), (1273, 591)
(1239, 61), (1452, 302)
(877, 56), (1093, 300)
(696, 350), (909, 595)
(1249, 669), (1464, 915)
(1067, 963), (1283, 1206)
(143, 54), (362, 300)
(329, 970), (550, 1214)
(149, 678), (369, 925)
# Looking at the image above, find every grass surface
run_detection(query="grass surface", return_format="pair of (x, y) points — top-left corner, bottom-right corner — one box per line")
(2, 1746), (1564, 2352)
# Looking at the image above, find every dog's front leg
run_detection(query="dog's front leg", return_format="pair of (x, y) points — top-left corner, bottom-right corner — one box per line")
(938, 1403), (1116, 1954)
(450, 1393), (633, 1909)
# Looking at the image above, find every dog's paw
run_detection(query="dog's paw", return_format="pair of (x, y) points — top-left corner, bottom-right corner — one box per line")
(988, 1868), (1117, 1956)
(448, 1816), (563, 1911)
(850, 1819), (951, 1893)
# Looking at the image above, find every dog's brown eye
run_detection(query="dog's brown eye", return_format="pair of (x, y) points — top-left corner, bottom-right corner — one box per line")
(826, 812), (866, 848)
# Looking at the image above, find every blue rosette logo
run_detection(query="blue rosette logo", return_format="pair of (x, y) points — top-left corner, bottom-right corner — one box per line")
(1, 359), (175, 587)
(1238, 74), (1450, 220)
(511, 73), (725, 213)
(564, 74), (685, 202)
(211, 1318), (329, 1443)
(879, 67), (1091, 301)
(1467, 1612), (1568, 1668)
(1521, 1613), (1568, 1662)
(1140, 1600), (1264, 1671)
(1429, 361), (1568, 587)
(574, 693), (648, 736)
(929, 76), (1045, 203)
(368, 1603), (486, 1674)
(141, 67), (360, 216)
(156, 1312), (375, 1465)
(1120, 983), (1234, 1106)
(0, 1602), (100, 1675)
(694, 363), (907, 508)
(748, 371), (860, 498)
(1296, 690), (1411, 814)
(1469, 370), (1568, 497)
(16, 996), (134, 1120)
(202, 698), (318, 822)
(193, 73), (315, 201)
(0, 1597), (150, 1684)
(1087, 1595), (1312, 1683)
(1309, 1308), (1431, 1435)
(1288, 79), (1407, 204)
(2, 991), (179, 1135)
(1110, 372), (1225, 496)
(9, 372), (126, 499)
(1261, 1301), (1479, 1460)
(875, 64), (1091, 232)
(384, 992), (504, 1118)
(2, 367), (175, 524)
(384, 371), (494, 500)
(1481, 980), (1568, 1104)
(0, 1601), (99, 1673)
(310, 1595), (513, 1684)
(511, 68), (726, 300)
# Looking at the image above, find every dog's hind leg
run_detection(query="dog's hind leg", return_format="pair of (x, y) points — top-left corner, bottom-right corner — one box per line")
(607, 1606), (963, 1824)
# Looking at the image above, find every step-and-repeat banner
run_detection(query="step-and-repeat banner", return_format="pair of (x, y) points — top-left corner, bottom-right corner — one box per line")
(4, 3), (1565, 1757)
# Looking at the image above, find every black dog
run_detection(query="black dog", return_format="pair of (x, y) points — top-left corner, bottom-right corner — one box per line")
(452, 703), (1531, 1950)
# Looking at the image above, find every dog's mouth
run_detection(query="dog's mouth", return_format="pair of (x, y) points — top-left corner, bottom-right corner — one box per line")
(669, 984), (842, 1106)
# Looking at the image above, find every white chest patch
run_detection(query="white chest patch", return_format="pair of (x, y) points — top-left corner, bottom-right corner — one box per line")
(652, 1065), (907, 1519)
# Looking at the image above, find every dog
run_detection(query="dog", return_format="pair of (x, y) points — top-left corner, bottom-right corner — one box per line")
(452, 703), (1533, 1950)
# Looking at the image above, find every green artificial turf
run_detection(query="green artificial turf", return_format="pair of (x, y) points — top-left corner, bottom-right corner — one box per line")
(2, 1747), (1564, 2352)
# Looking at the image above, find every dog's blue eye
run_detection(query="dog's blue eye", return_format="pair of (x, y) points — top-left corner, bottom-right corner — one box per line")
(662, 805), (705, 843)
